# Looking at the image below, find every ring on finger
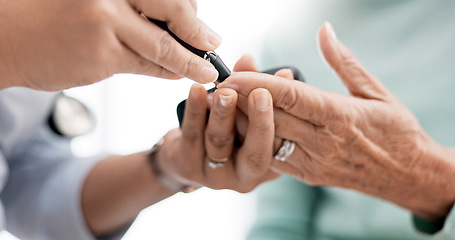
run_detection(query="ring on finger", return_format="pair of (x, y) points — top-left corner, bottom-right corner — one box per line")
(206, 155), (230, 163)
(274, 139), (296, 162)
(206, 156), (227, 169)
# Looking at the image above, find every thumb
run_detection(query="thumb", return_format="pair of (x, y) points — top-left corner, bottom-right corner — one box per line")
(318, 22), (389, 100)
(233, 54), (259, 72)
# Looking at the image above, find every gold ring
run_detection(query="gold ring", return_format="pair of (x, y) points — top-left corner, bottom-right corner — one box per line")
(206, 156), (230, 163)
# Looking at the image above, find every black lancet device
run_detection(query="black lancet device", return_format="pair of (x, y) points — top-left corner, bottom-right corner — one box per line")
(148, 18), (304, 126)
(149, 18), (231, 83)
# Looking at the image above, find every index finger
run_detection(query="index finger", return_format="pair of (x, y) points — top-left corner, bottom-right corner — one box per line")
(219, 72), (338, 125)
(130, 0), (221, 51)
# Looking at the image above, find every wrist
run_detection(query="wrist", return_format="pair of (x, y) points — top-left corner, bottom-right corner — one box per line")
(148, 139), (196, 193)
(409, 136), (455, 221)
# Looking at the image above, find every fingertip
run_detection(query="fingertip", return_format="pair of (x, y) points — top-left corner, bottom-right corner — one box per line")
(208, 28), (222, 48)
(251, 88), (272, 112)
(215, 87), (238, 97)
(274, 68), (294, 80)
(233, 54), (258, 72)
(199, 65), (219, 84)
(212, 88), (238, 116)
(317, 21), (341, 71)
(189, 83), (207, 100)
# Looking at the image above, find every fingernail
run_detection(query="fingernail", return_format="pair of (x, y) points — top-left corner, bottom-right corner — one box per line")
(217, 82), (239, 91)
(219, 94), (234, 107)
(254, 89), (270, 112)
(190, 83), (201, 98)
(208, 30), (222, 48)
(325, 21), (338, 44)
(202, 66), (219, 83)
(325, 21), (351, 58)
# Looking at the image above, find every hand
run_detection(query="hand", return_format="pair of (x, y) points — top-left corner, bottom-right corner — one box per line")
(156, 79), (278, 193)
(220, 23), (455, 221)
(0, 0), (220, 90)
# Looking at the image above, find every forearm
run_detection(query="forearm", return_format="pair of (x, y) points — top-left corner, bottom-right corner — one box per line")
(81, 151), (177, 236)
(0, 2), (20, 90)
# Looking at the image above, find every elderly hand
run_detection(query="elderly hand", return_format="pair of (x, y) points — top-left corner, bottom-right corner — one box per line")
(156, 61), (278, 193)
(0, 0), (220, 91)
(220, 23), (455, 222)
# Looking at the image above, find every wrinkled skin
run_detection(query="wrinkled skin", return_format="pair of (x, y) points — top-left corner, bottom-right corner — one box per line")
(220, 23), (455, 222)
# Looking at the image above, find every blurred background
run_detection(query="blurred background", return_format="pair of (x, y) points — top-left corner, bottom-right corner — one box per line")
(1, 0), (301, 239)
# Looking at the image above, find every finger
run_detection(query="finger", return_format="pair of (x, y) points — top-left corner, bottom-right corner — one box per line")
(116, 10), (218, 83)
(235, 68), (292, 116)
(188, 0), (197, 12)
(235, 105), (282, 150)
(205, 88), (238, 162)
(235, 170), (280, 193)
(233, 54), (258, 72)
(234, 109), (248, 144)
(318, 22), (389, 100)
(270, 145), (311, 183)
(203, 157), (238, 190)
(274, 68), (294, 80)
(236, 88), (275, 180)
(273, 108), (318, 147)
(130, 0), (221, 50)
(118, 46), (183, 79)
(219, 72), (337, 125)
(181, 84), (208, 145)
(236, 94), (248, 115)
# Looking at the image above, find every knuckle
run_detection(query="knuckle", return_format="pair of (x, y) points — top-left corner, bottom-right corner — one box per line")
(277, 84), (298, 111)
(179, 55), (197, 77)
(186, 22), (202, 42)
(182, 127), (202, 142)
(184, 107), (204, 123)
(155, 33), (175, 62)
(172, 0), (187, 15)
(207, 133), (233, 149)
(214, 107), (232, 119)
(245, 153), (268, 172)
(252, 119), (273, 132)
(134, 57), (153, 73)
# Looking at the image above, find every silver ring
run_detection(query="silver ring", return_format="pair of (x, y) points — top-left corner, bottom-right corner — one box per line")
(206, 157), (225, 169)
(274, 140), (296, 162)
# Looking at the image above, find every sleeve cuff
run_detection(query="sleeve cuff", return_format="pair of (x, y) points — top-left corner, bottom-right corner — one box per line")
(38, 154), (104, 240)
(37, 153), (128, 240)
(413, 202), (455, 238)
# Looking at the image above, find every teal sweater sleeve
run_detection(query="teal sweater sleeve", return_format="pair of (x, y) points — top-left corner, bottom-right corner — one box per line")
(421, 201), (455, 239)
(247, 176), (320, 240)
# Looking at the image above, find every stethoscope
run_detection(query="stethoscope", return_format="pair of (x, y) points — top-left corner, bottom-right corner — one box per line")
(48, 92), (96, 138)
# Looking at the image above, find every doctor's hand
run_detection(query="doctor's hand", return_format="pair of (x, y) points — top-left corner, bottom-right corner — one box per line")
(0, 0), (220, 91)
(155, 81), (278, 193)
(219, 23), (455, 222)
